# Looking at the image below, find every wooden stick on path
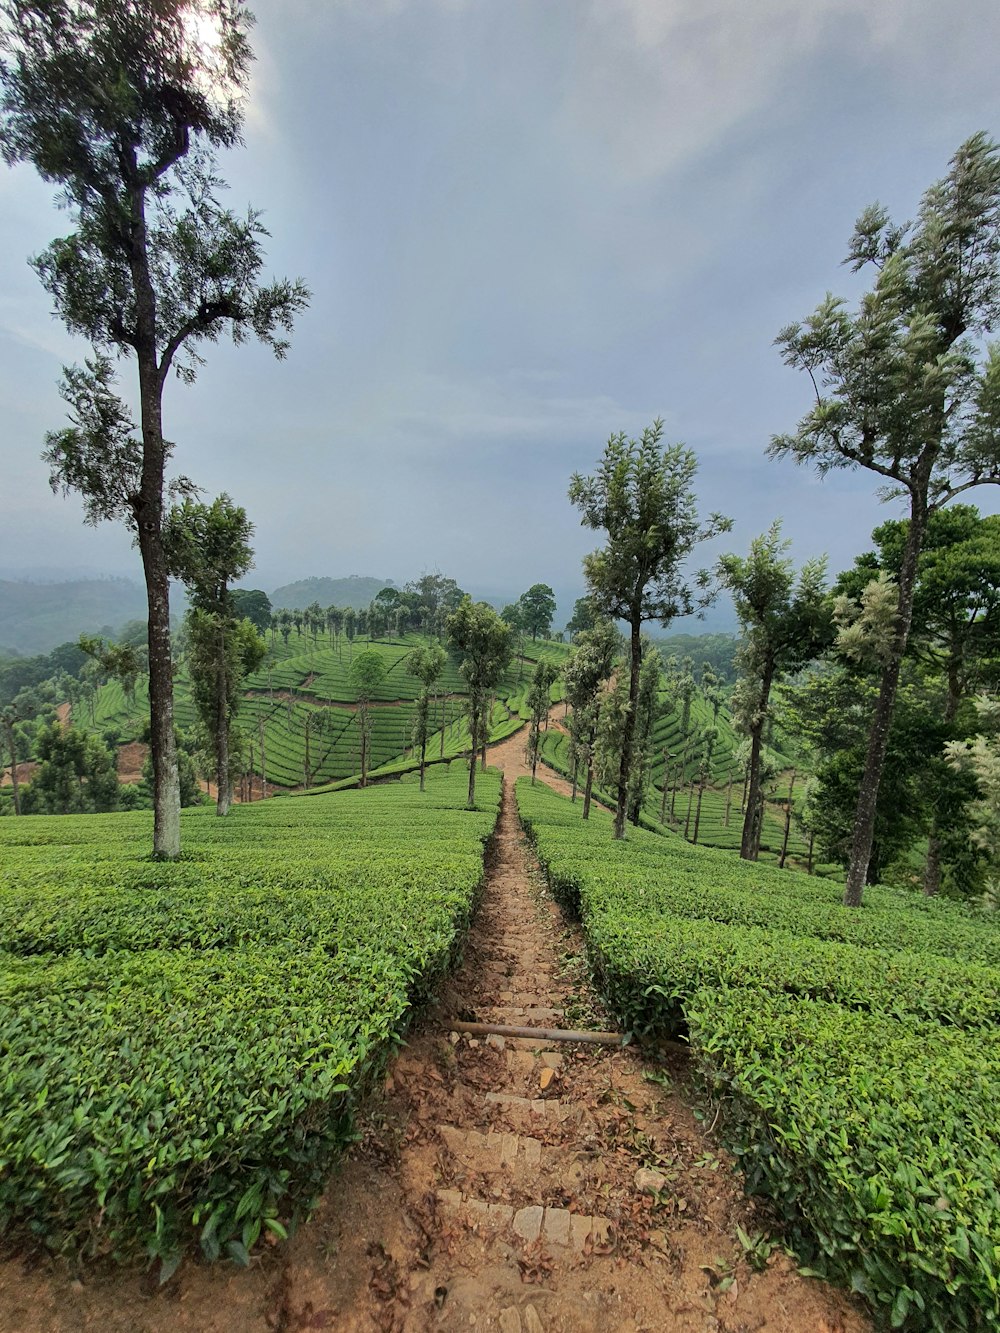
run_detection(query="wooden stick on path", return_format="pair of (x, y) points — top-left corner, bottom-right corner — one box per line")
(449, 1020), (691, 1056)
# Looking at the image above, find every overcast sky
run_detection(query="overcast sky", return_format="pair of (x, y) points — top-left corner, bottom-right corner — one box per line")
(2, 0), (1000, 621)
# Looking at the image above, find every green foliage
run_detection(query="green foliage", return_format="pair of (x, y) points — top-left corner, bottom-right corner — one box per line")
(21, 722), (119, 814)
(569, 419), (731, 837)
(230, 590), (272, 631)
(516, 778), (1000, 1330)
(446, 597), (513, 805)
(518, 583), (557, 640)
(0, 767), (501, 1268)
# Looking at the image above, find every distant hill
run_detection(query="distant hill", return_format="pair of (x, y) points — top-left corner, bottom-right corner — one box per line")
(0, 578), (149, 656)
(268, 576), (396, 611)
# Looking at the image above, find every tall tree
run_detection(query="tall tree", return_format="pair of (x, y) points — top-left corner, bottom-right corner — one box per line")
(0, 0), (309, 857)
(569, 420), (730, 838)
(566, 595), (598, 640)
(771, 133), (1000, 904)
(562, 620), (620, 819)
(446, 597), (512, 808)
(164, 495), (263, 815)
(406, 642), (446, 791)
(626, 646), (663, 826)
(518, 584), (557, 640)
(350, 649), (386, 788)
(527, 659), (559, 784)
(837, 505), (1000, 891)
(718, 521), (830, 860)
(230, 589), (271, 632)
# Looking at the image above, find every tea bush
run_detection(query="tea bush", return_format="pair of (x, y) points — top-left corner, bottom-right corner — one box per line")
(0, 767), (501, 1271)
(516, 778), (1000, 1330)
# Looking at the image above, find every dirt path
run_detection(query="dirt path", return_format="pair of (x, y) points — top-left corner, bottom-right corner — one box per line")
(0, 721), (870, 1333)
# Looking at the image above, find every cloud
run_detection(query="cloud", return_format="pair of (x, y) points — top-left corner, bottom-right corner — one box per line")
(552, 0), (990, 187)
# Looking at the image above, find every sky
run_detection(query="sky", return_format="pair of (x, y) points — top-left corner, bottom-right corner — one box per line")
(2, 0), (1000, 625)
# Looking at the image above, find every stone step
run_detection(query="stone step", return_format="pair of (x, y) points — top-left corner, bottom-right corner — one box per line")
(478, 1006), (566, 1024)
(438, 1124), (543, 1176)
(436, 1189), (611, 1253)
(483, 1091), (581, 1128)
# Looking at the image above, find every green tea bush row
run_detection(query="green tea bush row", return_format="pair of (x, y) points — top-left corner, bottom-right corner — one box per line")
(515, 778), (1000, 1329)
(0, 767), (501, 1270)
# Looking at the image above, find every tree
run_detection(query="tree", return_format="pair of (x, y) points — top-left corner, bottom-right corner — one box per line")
(771, 133), (1000, 904)
(0, 0), (309, 857)
(836, 505), (1000, 891)
(350, 649), (386, 788)
(563, 621), (620, 818)
(527, 659), (559, 783)
(406, 574), (465, 635)
(230, 589), (272, 632)
(627, 646), (662, 826)
(164, 495), (263, 815)
(518, 584), (557, 640)
(446, 597), (512, 808)
(569, 420), (730, 838)
(78, 633), (146, 705)
(21, 722), (119, 814)
(946, 697), (1000, 906)
(717, 521), (830, 860)
(566, 595), (598, 639)
(1, 704), (21, 815)
(406, 643), (446, 791)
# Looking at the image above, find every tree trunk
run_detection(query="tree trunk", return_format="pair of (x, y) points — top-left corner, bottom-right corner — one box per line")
(440, 693), (446, 758)
(739, 659), (774, 861)
(924, 670), (961, 896)
(4, 719), (19, 816)
(570, 751), (578, 802)
(659, 750), (669, 824)
(724, 766), (733, 827)
(692, 779), (705, 844)
(139, 525), (180, 857)
(357, 708), (365, 788)
(215, 625), (231, 816)
(684, 780), (694, 839)
(671, 736), (688, 817)
(258, 715), (267, 800)
(778, 769), (795, 869)
(467, 698), (478, 808)
(807, 831), (815, 875)
(131, 174), (180, 859)
(419, 735), (427, 791)
(614, 622), (642, 840)
(844, 502), (926, 906)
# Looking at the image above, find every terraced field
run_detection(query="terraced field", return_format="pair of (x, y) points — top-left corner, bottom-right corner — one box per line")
(81, 632), (571, 791)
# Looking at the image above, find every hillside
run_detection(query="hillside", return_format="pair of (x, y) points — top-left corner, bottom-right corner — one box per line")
(83, 628), (570, 791)
(0, 578), (149, 656)
(268, 575), (395, 610)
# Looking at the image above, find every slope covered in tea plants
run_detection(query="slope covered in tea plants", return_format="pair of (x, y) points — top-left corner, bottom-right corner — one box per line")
(0, 765), (501, 1268)
(516, 779), (1000, 1331)
(82, 632), (570, 791)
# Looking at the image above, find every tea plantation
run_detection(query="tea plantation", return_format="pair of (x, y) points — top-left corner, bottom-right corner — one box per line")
(516, 779), (1000, 1332)
(0, 765), (501, 1269)
(85, 632), (568, 790)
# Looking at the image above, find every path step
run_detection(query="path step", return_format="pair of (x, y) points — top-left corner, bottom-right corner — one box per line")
(479, 1006), (566, 1023)
(484, 1091), (573, 1120)
(439, 1124), (543, 1173)
(436, 1189), (611, 1252)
